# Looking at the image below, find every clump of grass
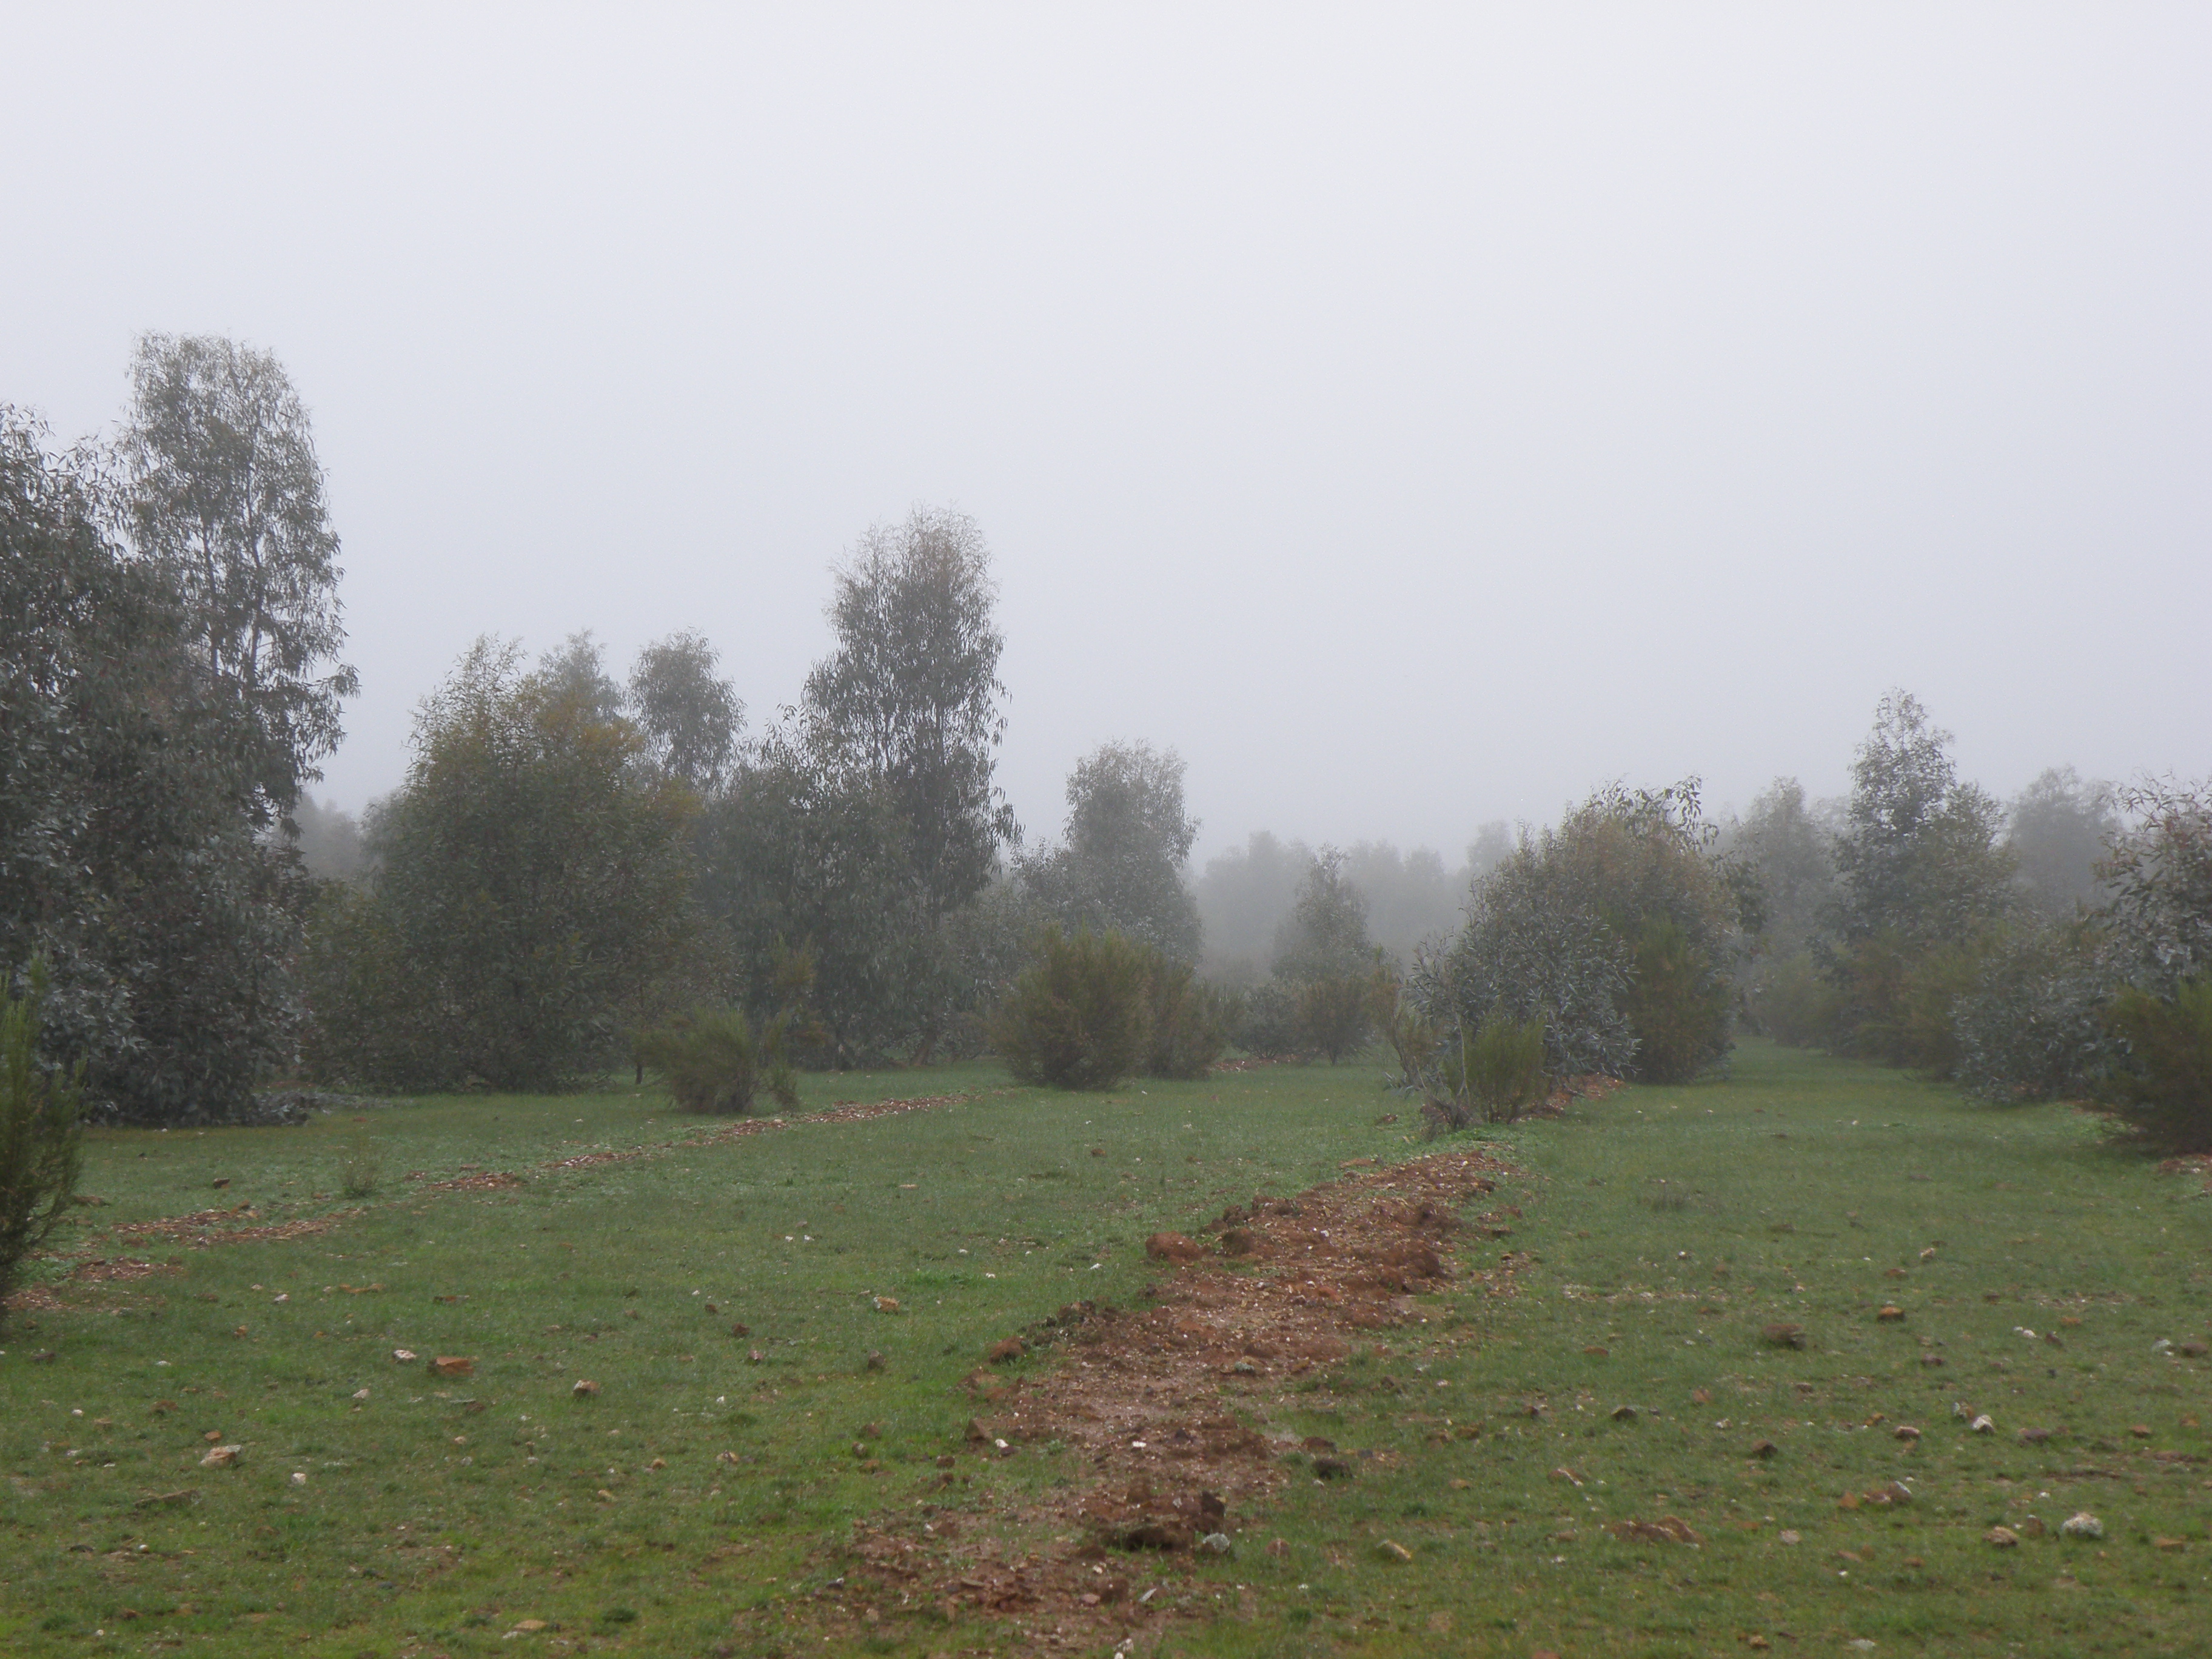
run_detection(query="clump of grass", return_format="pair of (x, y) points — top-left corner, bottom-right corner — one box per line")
(337, 1130), (381, 1199)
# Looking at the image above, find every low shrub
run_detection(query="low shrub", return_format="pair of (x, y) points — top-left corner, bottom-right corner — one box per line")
(1233, 979), (1301, 1059)
(1293, 972), (1378, 1065)
(634, 1008), (800, 1114)
(337, 1130), (383, 1199)
(1143, 957), (1232, 1080)
(0, 967), (84, 1326)
(988, 928), (1152, 1090)
(1417, 1012), (1549, 1137)
(2105, 979), (2212, 1153)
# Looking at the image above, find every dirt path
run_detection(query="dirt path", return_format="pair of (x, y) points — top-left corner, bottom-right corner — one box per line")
(828, 1142), (1529, 1653)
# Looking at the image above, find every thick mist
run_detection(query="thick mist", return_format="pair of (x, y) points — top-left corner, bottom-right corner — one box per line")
(4, 7), (2207, 866)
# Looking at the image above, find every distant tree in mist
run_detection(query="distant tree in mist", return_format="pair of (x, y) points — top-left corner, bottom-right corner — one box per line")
(534, 631), (627, 727)
(120, 332), (357, 825)
(1021, 741), (1202, 962)
(1815, 692), (2016, 1073)
(2006, 766), (2119, 919)
(1340, 842), (1461, 960)
(290, 797), (368, 884)
(1729, 779), (1838, 955)
(802, 506), (1014, 921)
(629, 631), (743, 792)
(1272, 848), (1374, 984)
(1195, 831), (1310, 980)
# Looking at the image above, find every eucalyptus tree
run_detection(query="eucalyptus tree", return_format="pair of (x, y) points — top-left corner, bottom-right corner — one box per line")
(2, 408), (292, 1120)
(629, 631), (743, 793)
(802, 505), (1015, 920)
(1021, 740), (1202, 962)
(121, 333), (357, 823)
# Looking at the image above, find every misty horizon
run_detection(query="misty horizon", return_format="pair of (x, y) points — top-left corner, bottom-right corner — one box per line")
(5, 7), (2205, 866)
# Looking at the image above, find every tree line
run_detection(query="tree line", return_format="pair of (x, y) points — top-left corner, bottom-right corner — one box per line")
(5, 339), (2206, 1155)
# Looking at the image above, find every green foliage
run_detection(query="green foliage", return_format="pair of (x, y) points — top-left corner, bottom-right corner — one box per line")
(1233, 979), (1301, 1057)
(633, 1008), (800, 1116)
(2, 407), (306, 1123)
(1140, 956), (1232, 1079)
(1020, 740), (1202, 962)
(0, 966), (83, 1323)
(696, 733), (939, 1065)
(335, 1128), (381, 1199)
(1952, 920), (2117, 1102)
(988, 928), (1151, 1090)
(1461, 1012), (1549, 1124)
(2105, 979), (2212, 1153)
(1816, 694), (2016, 1072)
(2099, 777), (2212, 995)
(1622, 916), (1731, 1084)
(303, 638), (699, 1092)
(1292, 971), (1382, 1065)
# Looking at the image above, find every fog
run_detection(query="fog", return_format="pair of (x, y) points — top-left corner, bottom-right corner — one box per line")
(4, 5), (2206, 863)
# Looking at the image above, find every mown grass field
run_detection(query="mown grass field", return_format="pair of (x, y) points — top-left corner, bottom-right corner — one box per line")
(2, 1043), (2208, 1657)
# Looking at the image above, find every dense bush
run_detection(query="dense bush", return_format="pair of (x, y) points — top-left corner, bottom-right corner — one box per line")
(634, 1008), (799, 1115)
(1142, 957), (1232, 1079)
(1293, 973), (1381, 1064)
(0, 968), (82, 1326)
(989, 928), (1153, 1090)
(2105, 979), (2212, 1153)
(1233, 980), (1300, 1058)
(1952, 922), (2116, 1103)
(1623, 917), (1732, 1083)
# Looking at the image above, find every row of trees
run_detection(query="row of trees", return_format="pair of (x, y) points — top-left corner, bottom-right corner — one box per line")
(1723, 693), (2211, 1148)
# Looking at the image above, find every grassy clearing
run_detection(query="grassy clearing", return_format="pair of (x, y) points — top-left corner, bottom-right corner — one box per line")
(2, 1045), (2207, 1657)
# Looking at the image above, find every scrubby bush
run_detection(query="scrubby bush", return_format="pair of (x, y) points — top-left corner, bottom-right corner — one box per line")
(1233, 980), (1301, 1058)
(1142, 957), (1232, 1079)
(988, 928), (1153, 1090)
(2105, 979), (2212, 1153)
(1952, 922), (2116, 1103)
(1623, 917), (1731, 1083)
(1293, 973), (1378, 1065)
(634, 1008), (800, 1115)
(0, 968), (83, 1326)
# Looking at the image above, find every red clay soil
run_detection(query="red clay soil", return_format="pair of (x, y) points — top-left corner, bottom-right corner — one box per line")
(817, 1141), (1533, 1654)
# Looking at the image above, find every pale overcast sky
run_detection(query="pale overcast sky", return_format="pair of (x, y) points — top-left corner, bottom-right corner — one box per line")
(4, 5), (2205, 862)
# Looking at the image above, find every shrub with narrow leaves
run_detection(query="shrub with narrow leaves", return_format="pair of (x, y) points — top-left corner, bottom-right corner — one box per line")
(634, 1008), (799, 1115)
(988, 928), (1152, 1090)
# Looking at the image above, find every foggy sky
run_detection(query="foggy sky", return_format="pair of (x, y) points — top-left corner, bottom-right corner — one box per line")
(5, 5), (2206, 862)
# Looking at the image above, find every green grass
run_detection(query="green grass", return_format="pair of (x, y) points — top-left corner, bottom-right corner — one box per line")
(2, 1044), (2208, 1656)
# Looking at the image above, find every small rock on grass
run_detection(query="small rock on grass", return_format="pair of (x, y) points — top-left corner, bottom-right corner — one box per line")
(1377, 1540), (1413, 1562)
(198, 1445), (241, 1469)
(1985, 1526), (2020, 1547)
(572, 1379), (600, 1397)
(2060, 1512), (2103, 1540)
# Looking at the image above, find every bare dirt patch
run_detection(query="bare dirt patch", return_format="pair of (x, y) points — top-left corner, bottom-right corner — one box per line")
(830, 1142), (1526, 1652)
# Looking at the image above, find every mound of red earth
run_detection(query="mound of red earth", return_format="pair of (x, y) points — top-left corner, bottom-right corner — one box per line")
(833, 1144), (1526, 1651)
